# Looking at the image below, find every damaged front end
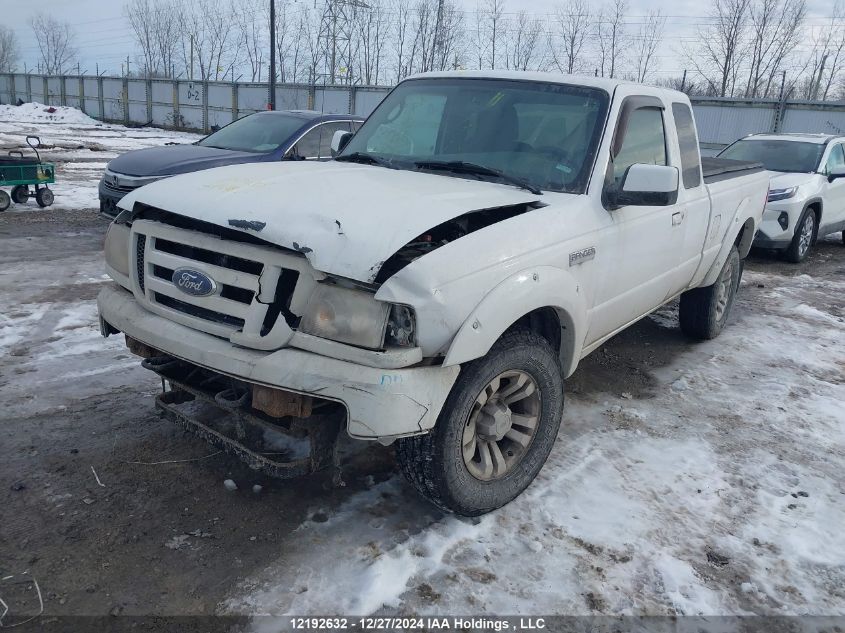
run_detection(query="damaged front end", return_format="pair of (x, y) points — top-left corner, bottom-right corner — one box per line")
(134, 339), (345, 480)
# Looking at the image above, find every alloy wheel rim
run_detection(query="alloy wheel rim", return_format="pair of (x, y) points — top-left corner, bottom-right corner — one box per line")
(799, 214), (814, 255)
(462, 370), (541, 481)
(715, 257), (734, 321)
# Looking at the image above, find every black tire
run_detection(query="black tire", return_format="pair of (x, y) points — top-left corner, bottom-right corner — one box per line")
(841, 230), (844, 245)
(0, 190), (9, 212)
(396, 328), (564, 516)
(785, 208), (816, 263)
(10, 185), (29, 204)
(679, 245), (742, 340)
(35, 187), (54, 208)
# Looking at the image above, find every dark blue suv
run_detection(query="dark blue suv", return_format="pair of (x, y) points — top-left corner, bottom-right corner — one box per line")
(99, 110), (363, 217)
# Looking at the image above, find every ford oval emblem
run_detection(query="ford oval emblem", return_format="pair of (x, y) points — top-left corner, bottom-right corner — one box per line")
(171, 268), (217, 297)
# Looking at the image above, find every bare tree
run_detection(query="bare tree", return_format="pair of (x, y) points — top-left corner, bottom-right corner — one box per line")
(126, 0), (159, 76)
(632, 10), (665, 83)
(504, 10), (543, 71)
(744, 0), (806, 98)
(355, 0), (388, 84)
(688, 0), (750, 97)
(595, 0), (628, 78)
(391, 0), (413, 80)
(232, 0), (266, 81)
(802, 2), (845, 101)
(30, 12), (78, 75)
(550, 0), (591, 75)
(0, 25), (19, 73)
(480, 0), (505, 69)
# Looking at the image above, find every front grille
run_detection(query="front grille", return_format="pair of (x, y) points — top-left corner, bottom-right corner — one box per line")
(131, 220), (319, 349)
(136, 235), (146, 293)
(104, 181), (136, 194)
(154, 293), (246, 329)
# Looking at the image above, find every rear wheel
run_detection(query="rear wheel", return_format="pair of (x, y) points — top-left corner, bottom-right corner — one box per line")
(10, 185), (29, 204)
(35, 187), (54, 208)
(679, 246), (741, 340)
(0, 190), (9, 212)
(785, 208), (815, 263)
(396, 328), (564, 516)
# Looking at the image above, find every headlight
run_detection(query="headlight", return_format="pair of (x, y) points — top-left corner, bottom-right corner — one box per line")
(104, 222), (131, 278)
(299, 284), (390, 349)
(767, 186), (798, 202)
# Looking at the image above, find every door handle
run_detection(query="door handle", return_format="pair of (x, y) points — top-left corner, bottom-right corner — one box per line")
(672, 211), (684, 226)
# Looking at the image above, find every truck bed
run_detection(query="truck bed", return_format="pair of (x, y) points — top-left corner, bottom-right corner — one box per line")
(701, 157), (764, 184)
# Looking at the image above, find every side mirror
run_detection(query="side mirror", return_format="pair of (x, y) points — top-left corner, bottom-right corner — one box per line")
(827, 166), (845, 183)
(609, 163), (679, 208)
(331, 130), (353, 157)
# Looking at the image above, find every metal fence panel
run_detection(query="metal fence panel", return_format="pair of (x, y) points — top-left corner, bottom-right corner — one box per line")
(276, 86), (310, 110)
(781, 105), (845, 136)
(314, 88), (349, 114)
(353, 88), (388, 116)
(102, 78), (124, 121)
(238, 84), (267, 114)
(30, 76), (45, 103)
(46, 77), (62, 105)
(0, 74), (10, 102)
(690, 100), (778, 145)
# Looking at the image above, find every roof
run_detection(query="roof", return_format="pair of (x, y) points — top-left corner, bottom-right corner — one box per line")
(743, 133), (841, 144)
(404, 69), (683, 98)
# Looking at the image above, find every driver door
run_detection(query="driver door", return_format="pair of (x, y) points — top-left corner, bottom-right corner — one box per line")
(586, 95), (685, 345)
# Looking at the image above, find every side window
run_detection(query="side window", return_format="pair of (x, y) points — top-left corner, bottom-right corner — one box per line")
(612, 107), (667, 184)
(671, 103), (702, 188)
(295, 121), (350, 159)
(351, 120), (363, 132)
(824, 144), (845, 175)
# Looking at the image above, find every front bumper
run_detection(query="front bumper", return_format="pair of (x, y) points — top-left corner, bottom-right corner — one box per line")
(752, 204), (800, 250)
(97, 284), (459, 440)
(98, 180), (126, 218)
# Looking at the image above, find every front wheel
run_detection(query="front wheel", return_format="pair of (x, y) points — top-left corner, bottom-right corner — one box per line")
(785, 208), (815, 263)
(35, 187), (54, 208)
(679, 245), (741, 340)
(396, 328), (564, 516)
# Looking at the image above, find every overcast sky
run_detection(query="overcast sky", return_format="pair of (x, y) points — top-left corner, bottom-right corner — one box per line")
(1, 0), (838, 79)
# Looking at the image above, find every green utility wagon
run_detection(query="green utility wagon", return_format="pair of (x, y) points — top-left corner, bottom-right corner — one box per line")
(0, 136), (55, 211)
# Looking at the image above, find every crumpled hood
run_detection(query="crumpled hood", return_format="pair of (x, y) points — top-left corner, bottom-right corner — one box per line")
(767, 171), (816, 191)
(108, 144), (264, 177)
(118, 160), (542, 282)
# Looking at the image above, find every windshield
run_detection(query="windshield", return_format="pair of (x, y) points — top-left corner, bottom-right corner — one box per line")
(198, 113), (305, 153)
(718, 139), (825, 173)
(339, 78), (609, 193)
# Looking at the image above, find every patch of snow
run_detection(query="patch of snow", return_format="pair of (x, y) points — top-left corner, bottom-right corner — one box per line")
(0, 102), (102, 126)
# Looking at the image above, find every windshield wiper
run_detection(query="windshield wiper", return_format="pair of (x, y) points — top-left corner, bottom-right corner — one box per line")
(335, 152), (395, 169)
(414, 160), (542, 195)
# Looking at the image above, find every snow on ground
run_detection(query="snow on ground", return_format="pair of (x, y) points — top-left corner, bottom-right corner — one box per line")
(226, 268), (845, 620)
(0, 102), (200, 212)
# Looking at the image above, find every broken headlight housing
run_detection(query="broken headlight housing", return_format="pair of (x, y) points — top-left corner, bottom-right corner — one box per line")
(300, 284), (390, 350)
(299, 283), (417, 350)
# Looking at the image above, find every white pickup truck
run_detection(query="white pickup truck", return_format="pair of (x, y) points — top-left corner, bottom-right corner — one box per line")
(98, 71), (769, 516)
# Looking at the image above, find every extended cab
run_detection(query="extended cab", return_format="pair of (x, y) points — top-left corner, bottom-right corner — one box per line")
(98, 71), (769, 516)
(718, 133), (845, 262)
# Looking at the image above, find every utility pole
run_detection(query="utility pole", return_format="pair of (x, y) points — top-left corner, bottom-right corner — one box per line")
(680, 69), (687, 93)
(269, 0), (276, 109)
(126, 56), (131, 77)
(190, 34), (194, 81)
(433, 0), (444, 70)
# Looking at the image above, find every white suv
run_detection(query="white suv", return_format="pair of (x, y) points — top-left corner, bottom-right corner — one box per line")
(718, 133), (845, 262)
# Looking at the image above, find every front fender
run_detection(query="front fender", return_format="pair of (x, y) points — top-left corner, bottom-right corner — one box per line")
(442, 266), (587, 377)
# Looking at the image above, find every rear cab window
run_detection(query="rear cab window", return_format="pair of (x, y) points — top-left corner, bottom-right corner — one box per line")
(671, 103), (702, 188)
